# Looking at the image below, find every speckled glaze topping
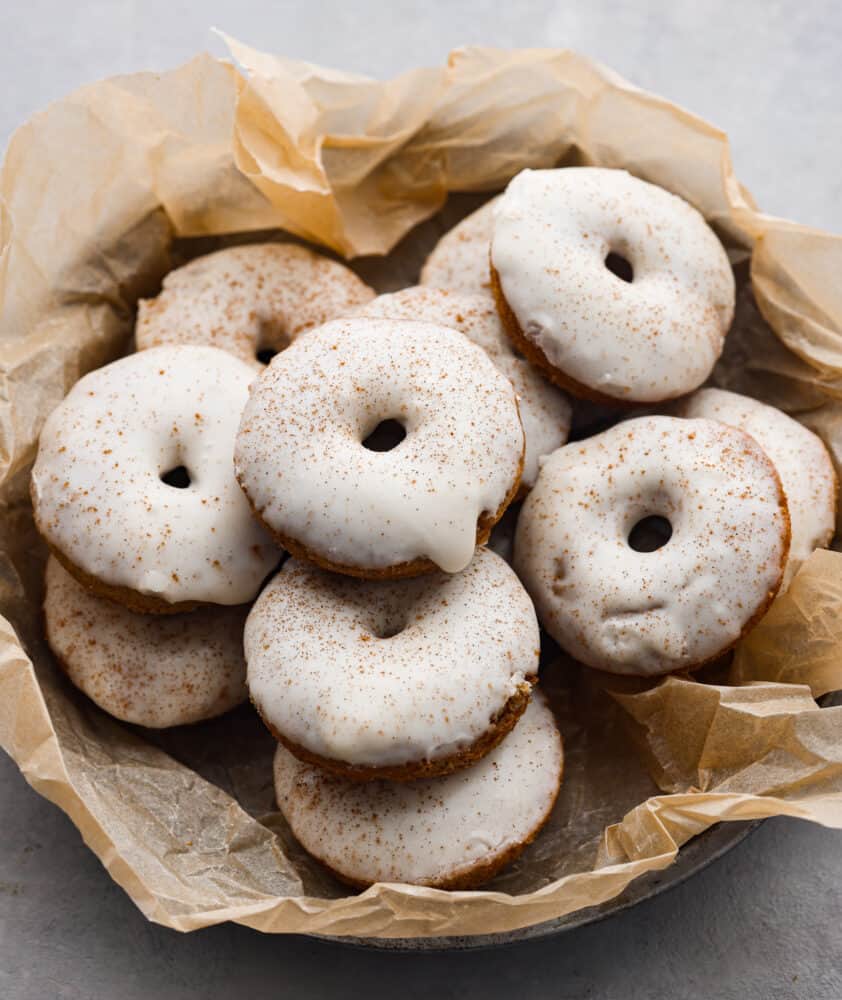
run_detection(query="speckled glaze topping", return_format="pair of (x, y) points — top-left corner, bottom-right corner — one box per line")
(358, 286), (571, 488)
(491, 168), (735, 403)
(44, 557), (247, 727)
(234, 317), (524, 576)
(514, 416), (790, 676)
(246, 548), (538, 769)
(136, 244), (375, 368)
(676, 388), (837, 588)
(272, 692), (562, 888)
(420, 197), (499, 296)
(31, 345), (279, 607)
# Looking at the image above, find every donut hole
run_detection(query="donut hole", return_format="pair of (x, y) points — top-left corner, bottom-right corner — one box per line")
(628, 515), (672, 552)
(377, 622), (406, 640)
(256, 319), (292, 365)
(370, 610), (408, 640)
(605, 251), (634, 283)
(362, 419), (407, 453)
(255, 347), (278, 365)
(160, 465), (191, 489)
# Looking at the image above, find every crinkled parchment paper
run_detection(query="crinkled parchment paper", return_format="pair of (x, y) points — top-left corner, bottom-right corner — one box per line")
(2, 41), (842, 940)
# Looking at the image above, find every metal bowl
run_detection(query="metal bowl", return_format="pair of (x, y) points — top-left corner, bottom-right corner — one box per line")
(331, 819), (761, 951)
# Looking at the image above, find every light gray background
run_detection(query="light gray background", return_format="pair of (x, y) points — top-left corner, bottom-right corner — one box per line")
(2, 2), (841, 998)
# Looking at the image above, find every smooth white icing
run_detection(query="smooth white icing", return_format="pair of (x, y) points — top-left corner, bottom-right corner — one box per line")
(514, 416), (789, 676)
(136, 243), (374, 368)
(677, 388), (836, 588)
(234, 317), (524, 574)
(272, 692), (562, 887)
(357, 287), (571, 489)
(31, 345), (279, 606)
(420, 197), (499, 297)
(245, 548), (538, 768)
(44, 557), (247, 727)
(491, 168), (735, 403)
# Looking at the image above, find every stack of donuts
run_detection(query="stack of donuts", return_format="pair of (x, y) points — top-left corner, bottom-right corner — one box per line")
(32, 168), (837, 891)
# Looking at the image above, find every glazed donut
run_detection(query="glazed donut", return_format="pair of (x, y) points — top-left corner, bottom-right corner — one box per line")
(490, 168), (735, 404)
(44, 557), (247, 728)
(245, 548), (538, 781)
(234, 317), (524, 578)
(31, 345), (279, 613)
(357, 286), (571, 489)
(136, 244), (375, 368)
(420, 197), (499, 296)
(514, 416), (790, 676)
(272, 692), (563, 889)
(676, 388), (837, 588)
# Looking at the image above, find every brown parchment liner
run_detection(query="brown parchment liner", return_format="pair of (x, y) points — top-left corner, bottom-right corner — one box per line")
(2, 40), (842, 940)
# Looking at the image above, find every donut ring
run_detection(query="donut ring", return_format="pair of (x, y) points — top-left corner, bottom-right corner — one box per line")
(357, 287), (571, 491)
(676, 388), (837, 589)
(44, 557), (248, 728)
(420, 197), (499, 297)
(514, 416), (790, 676)
(272, 692), (563, 889)
(31, 345), (279, 613)
(136, 244), (375, 368)
(234, 317), (525, 579)
(490, 168), (736, 405)
(245, 548), (538, 781)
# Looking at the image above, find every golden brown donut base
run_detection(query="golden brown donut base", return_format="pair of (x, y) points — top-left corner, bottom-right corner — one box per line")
(237, 446), (525, 581)
(46, 543), (205, 616)
(490, 263), (679, 408)
(553, 428), (792, 678)
(297, 740), (563, 891)
(255, 679), (534, 784)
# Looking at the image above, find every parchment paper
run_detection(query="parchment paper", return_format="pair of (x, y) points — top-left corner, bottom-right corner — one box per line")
(2, 41), (842, 940)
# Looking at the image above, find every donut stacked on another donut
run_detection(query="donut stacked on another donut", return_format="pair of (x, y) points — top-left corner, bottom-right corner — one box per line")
(234, 316), (525, 578)
(230, 310), (567, 887)
(136, 243), (375, 368)
(489, 168), (736, 405)
(250, 550), (563, 887)
(514, 416), (791, 677)
(245, 548), (539, 781)
(32, 344), (279, 613)
(34, 344), (280, 727)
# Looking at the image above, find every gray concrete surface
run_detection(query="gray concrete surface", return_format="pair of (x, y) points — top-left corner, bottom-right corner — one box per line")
(2, 1), (842, 997)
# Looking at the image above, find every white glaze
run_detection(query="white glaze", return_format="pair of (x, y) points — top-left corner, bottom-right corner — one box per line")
(245, 548), (538, 768)
(514, 416), (789, 676)
(44, 557), (247, 727)
(31, 345), (279, 606)
(677, 388), (836, 588)
(234, 317), (524, 575)
(136, 243), (374, 368)
(420, 197), (499, 297)
(491, 168), (735, 403)
(357, 287), (571, 489)
(273, 692), (562, 888)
